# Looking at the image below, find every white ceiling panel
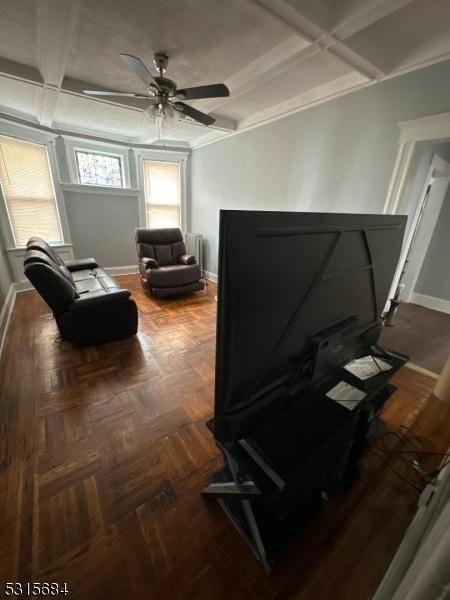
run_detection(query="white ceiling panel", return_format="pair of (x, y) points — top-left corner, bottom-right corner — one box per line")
(53, 93), (147, 139)
(66, 0), (292, 91)
(0, 76), (39, 116)
(343, 0), (450, 72)
(0, 0), (449, 147)
(0, 0), (39, 68)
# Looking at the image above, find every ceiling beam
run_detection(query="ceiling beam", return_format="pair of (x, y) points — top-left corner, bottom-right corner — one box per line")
(35, 0), (81, 127)
(204, 115), (236, 132)
(247, 0), (387, 79)
(0, 58), (43, 84)
(226, 35), (311, 99)
(237, 71), (368, 131)
(331, 0), (416, 39)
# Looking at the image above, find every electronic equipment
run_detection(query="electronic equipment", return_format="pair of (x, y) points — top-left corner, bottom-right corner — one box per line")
(213, 210), (407, 442)
(205, 210), (408, 573)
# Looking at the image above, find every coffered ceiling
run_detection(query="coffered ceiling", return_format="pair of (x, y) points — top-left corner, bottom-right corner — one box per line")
(1, 0), (450, 148)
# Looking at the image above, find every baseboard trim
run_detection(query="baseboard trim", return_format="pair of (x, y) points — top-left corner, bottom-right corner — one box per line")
(410, 293), (450, 315)
(406, 362), (440, 379)
(0, 284), (17, 359)
(105, 265), (137, 276)
(204, 270), (218, 283)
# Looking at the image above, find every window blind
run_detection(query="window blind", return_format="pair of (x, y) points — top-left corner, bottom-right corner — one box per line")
(143, 160), (180, 229)
(0, 136), (62, 246)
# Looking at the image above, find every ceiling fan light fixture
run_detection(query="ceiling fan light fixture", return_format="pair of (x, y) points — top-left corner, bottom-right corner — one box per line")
(144, 103), (180, 128)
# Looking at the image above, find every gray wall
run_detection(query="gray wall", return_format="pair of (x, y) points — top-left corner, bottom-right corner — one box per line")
(415, 185), (450, 301)
(54, 140), (141, 268)
(191, 60), (450, 276)
(0, 228), (13, 311)
(64, 191), (139, 267)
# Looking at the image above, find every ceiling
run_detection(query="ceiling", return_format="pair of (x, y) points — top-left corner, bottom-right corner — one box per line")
(1, 0), (450, 149)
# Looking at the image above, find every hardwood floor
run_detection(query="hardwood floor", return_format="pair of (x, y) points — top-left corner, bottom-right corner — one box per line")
(1, 276), (450, 600)
(379, 302), (450, 374)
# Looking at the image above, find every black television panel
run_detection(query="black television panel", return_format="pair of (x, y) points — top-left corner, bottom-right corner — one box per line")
(214, 210), (406, 442)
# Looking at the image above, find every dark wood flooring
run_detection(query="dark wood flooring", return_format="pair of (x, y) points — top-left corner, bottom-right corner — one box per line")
(380, 302), (450, 374)
(2, 277), (450, 600)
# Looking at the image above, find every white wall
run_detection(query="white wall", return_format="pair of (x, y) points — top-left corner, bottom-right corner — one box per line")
(191, 60), (450, 277)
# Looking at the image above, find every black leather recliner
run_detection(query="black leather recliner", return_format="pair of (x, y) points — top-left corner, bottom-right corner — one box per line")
(135, 228), (205, 298)
(24, 237), (138, 346)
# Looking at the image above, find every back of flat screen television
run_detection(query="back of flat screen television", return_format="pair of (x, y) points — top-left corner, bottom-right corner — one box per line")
(202, 210), (409, 574)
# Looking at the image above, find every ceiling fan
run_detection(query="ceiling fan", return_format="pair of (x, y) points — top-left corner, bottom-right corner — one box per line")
(83, 53), (230, 126)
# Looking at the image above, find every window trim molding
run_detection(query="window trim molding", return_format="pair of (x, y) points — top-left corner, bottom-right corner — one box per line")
(135, 149), (189, 232)
(0, 125), (70, 248)
(59, 182), (139, 196)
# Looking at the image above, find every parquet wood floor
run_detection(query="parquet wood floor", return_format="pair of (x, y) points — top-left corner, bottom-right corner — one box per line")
(1, 276), (450, 600)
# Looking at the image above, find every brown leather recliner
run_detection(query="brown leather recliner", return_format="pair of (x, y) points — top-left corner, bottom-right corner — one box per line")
(135, 228), (205, 298)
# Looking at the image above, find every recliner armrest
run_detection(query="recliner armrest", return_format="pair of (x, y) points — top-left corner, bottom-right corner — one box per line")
(68, 289), (131, 309)
(140, 257), (159, 269)
(66, 258), (98, 271)
(178, 254), (196, 265)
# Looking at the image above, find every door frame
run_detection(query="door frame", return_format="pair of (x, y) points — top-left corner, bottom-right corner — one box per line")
(383, 111), (450, 303)
(401, 159), (450, 302)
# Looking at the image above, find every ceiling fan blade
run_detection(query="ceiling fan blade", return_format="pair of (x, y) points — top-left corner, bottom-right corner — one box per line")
(175, 83), (229, 100)
(120, 54), (159, 89)
(173, 102), (215, 126)
(83, 90), (150, 98)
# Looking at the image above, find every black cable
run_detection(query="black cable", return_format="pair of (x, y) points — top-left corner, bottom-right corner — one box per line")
(372, 425), (450, 488)
(369, 448), (422, 494)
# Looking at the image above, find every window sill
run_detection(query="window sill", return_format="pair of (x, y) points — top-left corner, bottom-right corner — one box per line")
(59, 182), (139, 196)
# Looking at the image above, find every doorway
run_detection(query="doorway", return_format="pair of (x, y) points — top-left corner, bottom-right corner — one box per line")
(397, 154), (450, 303)
(381, 113), (450, 374)
(383, 113), (450, 310)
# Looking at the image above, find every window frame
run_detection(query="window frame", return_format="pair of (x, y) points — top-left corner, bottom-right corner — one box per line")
(0, 124), (70, 249)
(64, 138), (132, 189)
(136, 149), (189, 232)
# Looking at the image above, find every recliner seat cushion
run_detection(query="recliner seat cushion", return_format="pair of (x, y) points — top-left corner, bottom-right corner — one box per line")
(149, 263), (201, 288)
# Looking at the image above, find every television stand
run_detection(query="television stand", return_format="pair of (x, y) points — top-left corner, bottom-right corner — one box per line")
(203, 348), (407, 573)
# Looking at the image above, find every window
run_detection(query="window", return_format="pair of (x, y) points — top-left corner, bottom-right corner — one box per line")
(0, 135), (62, 246)
(143, 160), (181, 228)
(75, 150), (124, 187)
(63, 138), (131, 189)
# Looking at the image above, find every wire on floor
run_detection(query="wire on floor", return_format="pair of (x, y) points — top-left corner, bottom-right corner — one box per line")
(369, 425), (450, 491)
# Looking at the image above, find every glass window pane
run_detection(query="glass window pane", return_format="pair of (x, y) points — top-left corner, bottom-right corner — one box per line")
(75, 151), (123, 187)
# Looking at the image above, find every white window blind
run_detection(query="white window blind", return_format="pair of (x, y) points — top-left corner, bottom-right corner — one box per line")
(143, 160), (180, 229)
(0, 136), (62, 246)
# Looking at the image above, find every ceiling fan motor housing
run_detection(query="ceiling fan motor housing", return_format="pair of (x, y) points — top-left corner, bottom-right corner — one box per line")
(153, 77), (177, 96)
(153, 52), (169, 73)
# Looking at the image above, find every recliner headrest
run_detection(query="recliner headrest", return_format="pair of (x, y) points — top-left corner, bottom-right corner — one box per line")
(135, 228), (183, 245)
(26, 236), (65, 266)
(24, 249), (74, 285)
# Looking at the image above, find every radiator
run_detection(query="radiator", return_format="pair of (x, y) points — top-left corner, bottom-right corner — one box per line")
(184, 232), (203, 273)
